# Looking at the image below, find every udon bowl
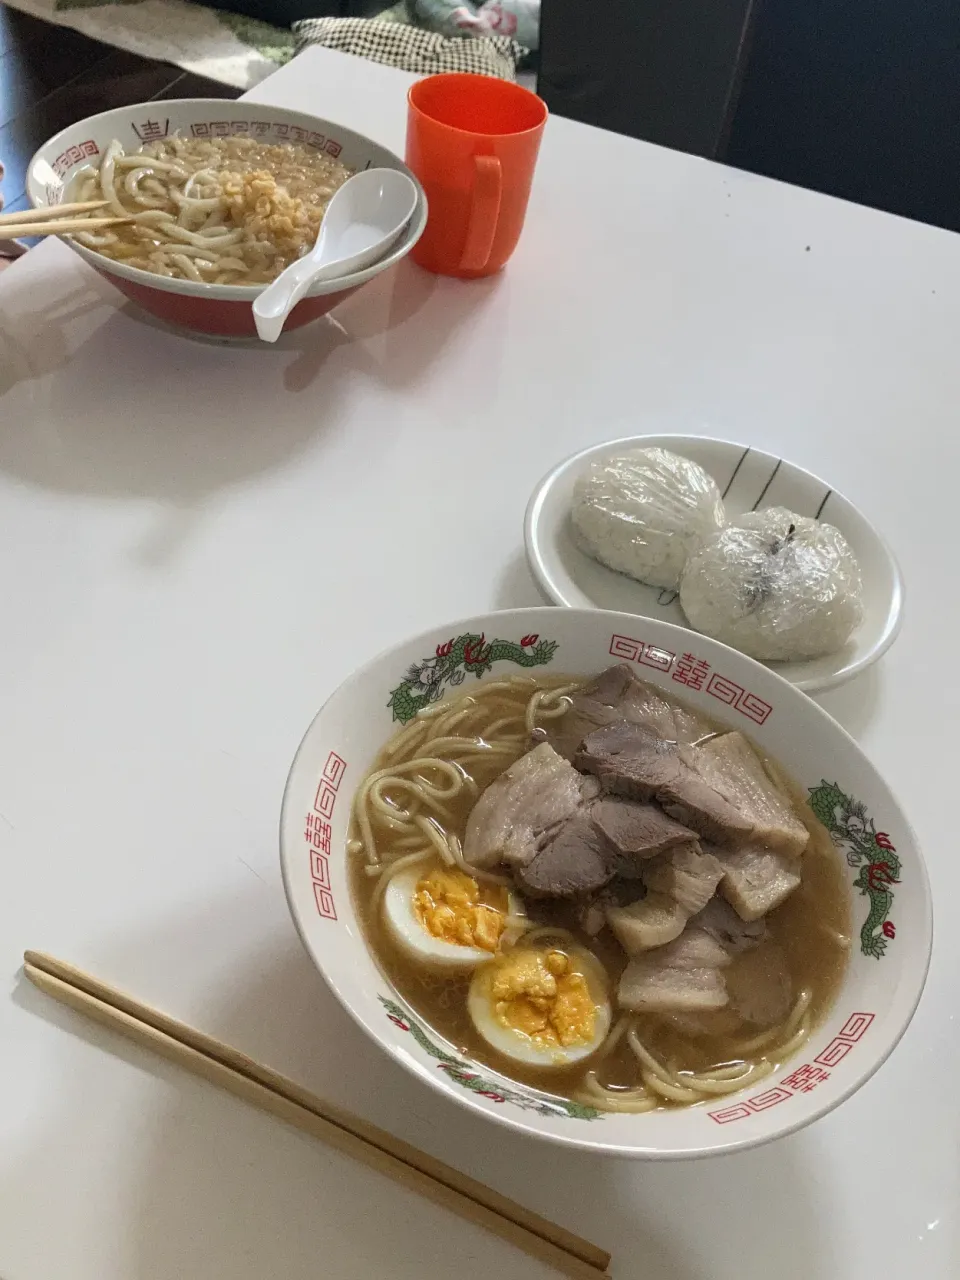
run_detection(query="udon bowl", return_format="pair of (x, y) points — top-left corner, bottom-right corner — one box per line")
(26, 99), (427, 338)
(280, 607), (931, 1157)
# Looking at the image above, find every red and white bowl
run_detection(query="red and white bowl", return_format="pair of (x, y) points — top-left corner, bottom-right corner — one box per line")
(27, 99), (427, 338)
(280, 606), (932, 1158)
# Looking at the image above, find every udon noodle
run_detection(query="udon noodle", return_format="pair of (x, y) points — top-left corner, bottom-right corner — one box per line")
(349, 674), (850, 1115)
(67, 134), (355, 284)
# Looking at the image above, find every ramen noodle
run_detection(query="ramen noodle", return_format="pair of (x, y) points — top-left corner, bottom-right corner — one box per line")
(68, 134), (355, 285)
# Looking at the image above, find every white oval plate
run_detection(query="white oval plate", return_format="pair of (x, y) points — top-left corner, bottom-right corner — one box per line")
(524, 436), (904, 693)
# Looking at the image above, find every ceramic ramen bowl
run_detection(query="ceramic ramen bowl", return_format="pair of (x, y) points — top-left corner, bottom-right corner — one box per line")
(26, 99), (427, 338)
(280, 608), (931, 1158)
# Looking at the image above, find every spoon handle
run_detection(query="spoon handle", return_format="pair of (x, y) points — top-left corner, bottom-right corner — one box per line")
(253, 256), (320, 342)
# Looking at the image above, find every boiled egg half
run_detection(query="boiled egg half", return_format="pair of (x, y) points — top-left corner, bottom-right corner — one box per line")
(382, 863), (515, 972)
(468, 945), (612, 1069)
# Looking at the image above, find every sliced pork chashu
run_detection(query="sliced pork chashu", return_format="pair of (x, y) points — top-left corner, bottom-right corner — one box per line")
(626, 917), (790, 1032)
(616, 888), (791, 1017)
(725, 941), (793, 1027)
(574, 721), (678, 800)
(606, 843), (724, 955)
(576, 721), (810, 857)
(606, 893), (689, 953)
(575, 721), (754, 845)
(643, 843), (725, 916)
(548, 664), (714, 759)
(692, 895), (768, 951)
(709, 844), (803, 921)
(518, 797), (699, 899)
(618, 928), (732, 1013)
(589, 796), (697, 876)
(660, 1008), (745, 1039)
(682, 732), (809, 856)
(463, 742), (583, 869)
(517, 812), (615, 897)
(657, 899), (769, 1033)
(485, 762), (705, 898)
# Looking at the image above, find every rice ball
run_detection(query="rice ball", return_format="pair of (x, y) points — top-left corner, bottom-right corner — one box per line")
(679, 506), (863, 661)
(571, 447), (726, 590)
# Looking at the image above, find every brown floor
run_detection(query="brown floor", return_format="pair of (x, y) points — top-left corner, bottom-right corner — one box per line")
(0, 2), (241, 222)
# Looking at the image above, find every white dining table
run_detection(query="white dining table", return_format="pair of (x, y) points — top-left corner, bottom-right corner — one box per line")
(1, 43), (957, 1280)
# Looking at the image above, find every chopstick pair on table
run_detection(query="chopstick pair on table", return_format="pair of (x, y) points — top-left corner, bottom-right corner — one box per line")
(23, 951), (611, 1280)
(0, 200), (131, 239)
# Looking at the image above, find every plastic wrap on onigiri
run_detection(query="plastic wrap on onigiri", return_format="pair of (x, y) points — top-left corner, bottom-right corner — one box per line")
(679, 507), (863, 661)
(571, 447), (727, 590)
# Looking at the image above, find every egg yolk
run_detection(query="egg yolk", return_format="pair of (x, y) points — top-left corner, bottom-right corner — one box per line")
(413, 868), (505, 952)
(490, 949), (596, 1049)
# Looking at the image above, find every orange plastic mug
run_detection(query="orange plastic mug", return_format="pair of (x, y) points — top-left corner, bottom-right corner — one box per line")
(405, 73), (548, 278)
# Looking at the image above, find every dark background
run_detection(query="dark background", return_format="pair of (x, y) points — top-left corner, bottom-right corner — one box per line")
(538, 0), (960, 234)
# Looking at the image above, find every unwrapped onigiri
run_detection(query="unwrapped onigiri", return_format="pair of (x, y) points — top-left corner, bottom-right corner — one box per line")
(679, 506), (863, 661)
(571, 447), (726, 590)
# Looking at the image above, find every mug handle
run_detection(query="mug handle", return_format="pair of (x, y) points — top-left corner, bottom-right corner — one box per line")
(459, 155), (502, 272)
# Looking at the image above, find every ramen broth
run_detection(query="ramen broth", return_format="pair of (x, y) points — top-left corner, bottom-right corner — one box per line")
(348, 673), (851, 1109)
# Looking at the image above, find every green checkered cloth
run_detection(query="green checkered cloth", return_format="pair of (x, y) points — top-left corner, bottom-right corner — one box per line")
(293, 16), (525, 80)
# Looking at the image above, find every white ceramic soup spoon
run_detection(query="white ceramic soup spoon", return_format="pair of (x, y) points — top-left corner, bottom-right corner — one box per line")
(252, 168), (418, 343)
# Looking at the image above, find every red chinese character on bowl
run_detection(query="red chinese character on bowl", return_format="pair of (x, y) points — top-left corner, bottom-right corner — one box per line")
(133, 118), (169, 143)
(672, 652), (710, 690)
(781, 1063), (830, 1093)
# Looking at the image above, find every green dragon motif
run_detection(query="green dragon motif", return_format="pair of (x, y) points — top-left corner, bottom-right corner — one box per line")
(387, 632), (559, 723)
(379, 997), (602, 1120)
(808, 780), (901, 959)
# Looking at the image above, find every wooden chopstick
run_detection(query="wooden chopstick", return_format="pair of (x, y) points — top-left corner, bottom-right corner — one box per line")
(1, 216), (132, 238)
(0, 199), (108, 226)
(23, 952), (611, 1279)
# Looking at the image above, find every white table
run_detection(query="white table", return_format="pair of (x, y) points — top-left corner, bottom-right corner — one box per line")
(1, 45), (957, 1280)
